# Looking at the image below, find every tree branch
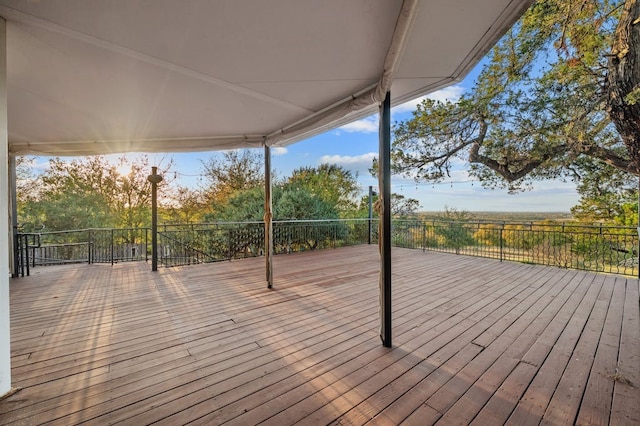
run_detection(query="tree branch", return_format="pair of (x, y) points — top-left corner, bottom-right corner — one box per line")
(469, 142), (568, 182)
(579, 143), (638, 174)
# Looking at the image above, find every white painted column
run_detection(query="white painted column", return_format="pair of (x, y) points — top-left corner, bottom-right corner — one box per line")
(0, 17), (11, 397)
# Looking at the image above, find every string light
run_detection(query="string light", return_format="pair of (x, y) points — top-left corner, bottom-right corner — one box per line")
(171, 171), (479, 189)
(173, 171), (207, 178)
(391, 179), (477, 190)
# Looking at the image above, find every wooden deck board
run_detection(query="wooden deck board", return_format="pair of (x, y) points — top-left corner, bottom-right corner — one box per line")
(327, 262), (549, 426)
(574, 276), (626, 426)
(504, 274), (605, 426)
(1, 245), (638, 425)
(539, 274), (616, 426)
(611, 276), (640, 425)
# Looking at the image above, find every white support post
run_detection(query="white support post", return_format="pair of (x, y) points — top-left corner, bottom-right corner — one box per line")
(0, 17), (12, 397)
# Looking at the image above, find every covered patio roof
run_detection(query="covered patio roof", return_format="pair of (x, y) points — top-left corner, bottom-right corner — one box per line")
(1, 0), (532, 156)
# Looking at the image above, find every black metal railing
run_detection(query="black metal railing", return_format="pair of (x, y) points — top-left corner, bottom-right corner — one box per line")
(157, 219), (374, 266)
(157, 226), (222, 267)
(17, 229), (91, 270)
(15, 228), (149, 276)
(14, 219), (375, 274)
(88, 228), (149, 265)
(15, 219), (639, 277)
(392, 220), (639, 277)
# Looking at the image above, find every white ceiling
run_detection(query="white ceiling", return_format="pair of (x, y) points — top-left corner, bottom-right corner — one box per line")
(0, 0), (532, 156)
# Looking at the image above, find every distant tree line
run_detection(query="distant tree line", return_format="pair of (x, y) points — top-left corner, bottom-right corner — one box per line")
(16, 150), (421, 232)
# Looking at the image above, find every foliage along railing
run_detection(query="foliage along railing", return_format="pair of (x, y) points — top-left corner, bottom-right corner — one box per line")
(15, 219), (639, 278)
(156, 219), (373, 267)
(392, 220), (639, 277)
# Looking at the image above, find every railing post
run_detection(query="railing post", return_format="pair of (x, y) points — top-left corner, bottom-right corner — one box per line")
(148, 167), (163, 271)
(19, 235), (24, 277)
(637, 225), (640, 279)
(145, 228), (149, 262)
(88, 229), (92, 264)
(25, 236), (30, 276)
(368, 185), (375, 245)
(16, 234), (21, 277)
(110, 228), (114, 266)
(22, 235), (27, 276)
(499, 223), (504, 262)
(31, 236), (36, 268)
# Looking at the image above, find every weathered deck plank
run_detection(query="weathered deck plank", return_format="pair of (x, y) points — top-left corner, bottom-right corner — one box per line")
(1, 245), (637, 425)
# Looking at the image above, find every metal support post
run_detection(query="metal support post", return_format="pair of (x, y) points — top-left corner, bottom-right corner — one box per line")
(379, 92), (392, 347)
(264, 146), (274, 288)
(148, 167), (163, 271)
(110, 229), (114, 265)
(9, 155), (18, 277)
(368, 186), (374, 244)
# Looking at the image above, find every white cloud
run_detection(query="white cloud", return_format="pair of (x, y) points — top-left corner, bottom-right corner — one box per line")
(338, 116), (378, 134)
(272, 146), (288, 156)
(426, 85), (466, 103)
(334, 85), (466, 135)
(320, 152), (376, 165)
(386, 159), (472, 183)
(319, 152), (377, 175)
(392, 85), (465, 114)
(30, 157), (50, 172)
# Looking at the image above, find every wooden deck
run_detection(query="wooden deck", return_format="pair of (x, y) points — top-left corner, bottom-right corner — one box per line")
(1, 245), (638, 425)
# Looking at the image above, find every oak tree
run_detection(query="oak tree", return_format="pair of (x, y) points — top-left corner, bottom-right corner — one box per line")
(390, 0), (640, 198)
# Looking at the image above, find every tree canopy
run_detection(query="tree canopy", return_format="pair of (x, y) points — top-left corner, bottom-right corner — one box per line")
(19, 155), (173, 231)
(207, 163), (360, 222)
(200, 149), (264, 214)
(17, 151), (376, 231)
(569, 157), (637, 221)
(389, 0), (640, 199)
(286, 164), (360, 215)
(356, 192), (420, 218)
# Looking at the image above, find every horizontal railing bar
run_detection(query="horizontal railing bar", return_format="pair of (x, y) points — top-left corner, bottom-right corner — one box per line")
(15, 219), (638, 277)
